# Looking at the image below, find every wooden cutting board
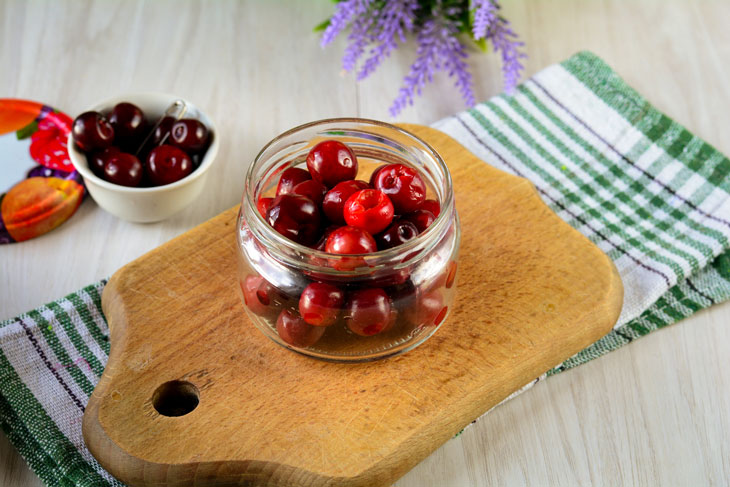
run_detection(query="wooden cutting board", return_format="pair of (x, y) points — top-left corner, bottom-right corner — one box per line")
(83, 124), (623, 487)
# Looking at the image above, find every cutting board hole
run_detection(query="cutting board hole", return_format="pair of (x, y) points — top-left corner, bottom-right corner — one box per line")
(152, 381), (200, 417)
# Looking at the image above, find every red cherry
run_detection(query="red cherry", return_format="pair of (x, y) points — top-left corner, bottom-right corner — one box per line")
(103, 151), (142, 187)
(152, 116), (176, 145)
(170, 118), (209, 152)
(291, 179), (327, 207)
(257, 197), (273, 217)
(266, 194), (321, 246)
(108, 102), (146, 148)
(89, 147), (121, 178)
(306, 140), (358, 187)
(373, 163), (426, 214)
(345, 288), (393, 336)
(146, 144), (193, 186)
(376, 220), (419, 250)
(324, 226), (376, 255)
(240, 275), (276, 317)
(299, 282), (344, 326)
(277, 167), (312, 195)
(404, 290), (445, 328)
(419, 199), (441, 217)
(404, 209), (436, 233)
(343, 189), (394, 235)
(322, 180), (370, 225)
(276, 309), (325, 347)
(72, 111), (114, 152)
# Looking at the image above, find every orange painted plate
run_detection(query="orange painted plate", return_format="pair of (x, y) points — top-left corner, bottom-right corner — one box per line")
(0, 99), (84, 243)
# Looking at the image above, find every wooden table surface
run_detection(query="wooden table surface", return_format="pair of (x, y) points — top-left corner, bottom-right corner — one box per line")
(1, 0), (728, 485)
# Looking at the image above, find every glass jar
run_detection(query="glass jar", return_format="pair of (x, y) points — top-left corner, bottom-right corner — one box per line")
(236, 119), (460, 362)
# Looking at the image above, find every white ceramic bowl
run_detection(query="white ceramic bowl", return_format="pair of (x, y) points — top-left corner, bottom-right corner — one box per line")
(67, 92), (219, 222)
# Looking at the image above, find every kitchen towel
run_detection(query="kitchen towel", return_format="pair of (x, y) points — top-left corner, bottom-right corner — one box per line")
(1, 51), (730, 486)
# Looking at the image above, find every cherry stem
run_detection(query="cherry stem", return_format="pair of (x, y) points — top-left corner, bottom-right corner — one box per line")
(134, 100), (188, 156)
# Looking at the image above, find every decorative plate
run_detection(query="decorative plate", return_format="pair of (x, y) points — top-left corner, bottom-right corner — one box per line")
(0, 99), (84, 243)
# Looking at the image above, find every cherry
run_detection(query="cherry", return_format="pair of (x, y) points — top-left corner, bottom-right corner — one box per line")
(325, 226), (376, 255)
(277, 167), (312, 195)
(419, 199), (441, 217)
(103, 151), (143, 187)
(345, 288), (393, 336)
(146, 144), (193, 186)
(108, 102), (146, 148)
(322, 180), (370, 225)
(373, 163), (426, 214)
(276, 309), (325, 347)
(240, 275), (276, 317)
(170, 118), (209, 152)
(343, 189), (394, 235)
(291, 179), (327, 207)
(72, 111), (114, 152)
(376, 220), (419, 250)
(152, 116), (176, 145)
(313, 224), (338, 251)
(89, 147), (121, 178)
(404, 290), (445, 328)
(299, 282), (344, 326)
(266, 194), (321, 246)
(306, 140), (358, 187)
(404, 209), (436, 233)
(257, 197), (273, 217)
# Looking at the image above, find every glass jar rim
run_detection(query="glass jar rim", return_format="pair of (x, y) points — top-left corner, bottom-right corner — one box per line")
(242, 118), (454, 273)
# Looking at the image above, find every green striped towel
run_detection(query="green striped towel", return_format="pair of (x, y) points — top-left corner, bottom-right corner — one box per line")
(2, 51), (729, 487)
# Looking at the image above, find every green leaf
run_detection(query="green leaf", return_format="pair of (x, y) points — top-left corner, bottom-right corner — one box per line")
(313, 19), (331, 33)
(16, 120), (38, 140)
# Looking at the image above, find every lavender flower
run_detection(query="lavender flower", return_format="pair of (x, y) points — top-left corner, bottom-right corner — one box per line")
(472, 0), (498, 40)
(357, 0), (420, 81)
(390, 11), (475, 117)
(320, 0), (373, 48)
(318, 0), (526, 116)
(488, 16), (526, 94)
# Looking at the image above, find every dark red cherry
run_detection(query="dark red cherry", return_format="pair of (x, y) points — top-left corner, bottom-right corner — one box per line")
(324, 226), (376, 255)
(146, 144), (192, 186)
(89, 147), (121, 177)
(152, 116), (176, 145)
(373, 163), (426, 214)
(345, 288), (393, 336)
(343, 189), (394, 235)
(277, 167), (312, 195)
(299, 282), (344, 326)
(419, 199), (441, 217)
(306, 140), (358, 187)
(108, 102), (146, 148)
(266, 194), (321, 246)
(102, 151), (142, 187)
(276, 309), (325, 347)
(291, 179), (327, 207)
(72, 111), (114, 152)
(257, 197), (273, 217)
(376, 220), (419, 249)
(170, 118), (209, 152)
(322, 180), (370, 225)
(404, 209), (436, 233)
